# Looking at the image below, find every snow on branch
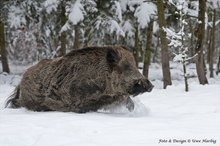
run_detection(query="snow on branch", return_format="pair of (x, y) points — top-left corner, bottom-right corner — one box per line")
(44, 0), (59, 13)
(94, 15), (125, 37)
(61, 0), (85, 32)
(109, 20), (125, 37)
(134, 2), (156, 28)
(68, 0), (85, 25)
(207, 0), (220, 9)
(114, 1), (122, 22)
(8, 5), (26, 28)
(122, 20), (135, 37)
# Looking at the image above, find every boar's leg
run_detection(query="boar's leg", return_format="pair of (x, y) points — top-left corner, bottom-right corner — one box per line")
(126, 97), (134, 111)
(78, 94), (134, 113)
(41, 98), (70, 112)
(78, 94), (124, 113)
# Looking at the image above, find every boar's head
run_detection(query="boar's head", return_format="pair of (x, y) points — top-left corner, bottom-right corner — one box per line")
(107, 46), (154, 97)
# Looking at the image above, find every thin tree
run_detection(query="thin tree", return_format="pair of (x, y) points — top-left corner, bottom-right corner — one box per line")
(208, 9), (216, 78)
(134, 26), (140, 67)
(156, 0), (172, 88)
(58, 1), (67, 56)
(0, 4), (10, 73)
(143, 19), (154, 78)
(176, 1), (189, 92)
(216, 54), (220, 75)
(164, 0), (190, 92)
(188, 18), (195, 62)
(73, 24), (80, 49)
(195, 0), (208, 84)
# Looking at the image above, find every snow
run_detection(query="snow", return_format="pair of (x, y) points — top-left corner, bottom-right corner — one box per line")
(208, 0), (220, 9)
(114, 1), (123, 22)
(176, 0), (188, 14)
(61, 23), (70, 33)
(44, 0), (59, 14)
(173, 54), (186, 62)
(187, 8), (198, 18)
(94, 16), (125, 38)
(119, 0), (128, 12)
(0, 63), (220, 146)
(8, 6), (26, 28)
(109, 20), (125, 37)
(68, 0), (85, 25)
(134, 2), (157, 28)
(122, 20), (134, 37)
(61, 0), (85, 32)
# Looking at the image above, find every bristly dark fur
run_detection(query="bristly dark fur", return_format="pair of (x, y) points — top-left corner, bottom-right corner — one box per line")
(5, 85), (21, 108)
(4, 45), (153, 113)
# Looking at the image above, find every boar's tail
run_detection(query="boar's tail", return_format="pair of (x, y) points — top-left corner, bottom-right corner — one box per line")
(5, 85), (21, 108)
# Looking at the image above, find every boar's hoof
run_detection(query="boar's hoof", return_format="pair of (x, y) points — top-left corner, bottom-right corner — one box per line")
(126, 97), (134, 112)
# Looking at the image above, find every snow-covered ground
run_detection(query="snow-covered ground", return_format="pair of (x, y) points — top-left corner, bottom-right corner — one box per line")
(0, 63), (220, 146)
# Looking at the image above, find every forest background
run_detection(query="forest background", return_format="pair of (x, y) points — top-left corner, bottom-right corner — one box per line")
(0, 0), (220, 90)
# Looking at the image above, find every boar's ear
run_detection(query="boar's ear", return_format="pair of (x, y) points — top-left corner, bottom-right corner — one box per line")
(106, 48), (120, 68)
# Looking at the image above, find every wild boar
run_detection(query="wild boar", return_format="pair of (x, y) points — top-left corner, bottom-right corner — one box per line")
(6, 46), (153, 113)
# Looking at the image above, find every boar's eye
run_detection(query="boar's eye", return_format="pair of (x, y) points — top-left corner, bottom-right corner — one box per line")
(106, 48), (120, 69)
(122, 63), (131, 71)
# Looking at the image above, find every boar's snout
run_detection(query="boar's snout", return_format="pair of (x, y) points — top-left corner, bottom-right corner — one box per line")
(128, 79), (154, 96)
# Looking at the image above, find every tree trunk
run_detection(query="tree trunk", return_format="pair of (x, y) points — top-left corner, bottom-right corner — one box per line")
(134, 26), (139, 67)
(195, 0), (208, 84)
(153, 34), (159, 63)
(209, 9), (216, 78)
(73, 24), (80, 49)
(189, 18), (194, 62)
(207, 9), (212, 64)
(216, 54), (220, 75)
(183, 60), (189, 92)
(156, 0), (172, 88)
(58, 2), (67, 56)
(0, 18), (10, 73)
(60, 32), (66, 56)
(143, 19), (153, 78)
(206, 9), (212, 64)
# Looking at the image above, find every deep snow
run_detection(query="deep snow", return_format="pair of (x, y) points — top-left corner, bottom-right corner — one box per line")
(0, 63), (220, 146)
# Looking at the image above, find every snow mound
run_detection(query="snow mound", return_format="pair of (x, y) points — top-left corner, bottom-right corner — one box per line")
(98, 98), (149, 117)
